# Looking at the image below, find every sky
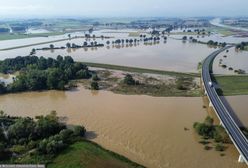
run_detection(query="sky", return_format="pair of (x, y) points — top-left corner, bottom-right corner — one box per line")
(0, 0), (247, 18)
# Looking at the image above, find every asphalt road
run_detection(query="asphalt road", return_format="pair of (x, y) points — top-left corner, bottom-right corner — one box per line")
(202, 46), (248, 164)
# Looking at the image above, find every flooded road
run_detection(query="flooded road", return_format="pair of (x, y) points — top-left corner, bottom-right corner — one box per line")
(0, 87), (245, 168)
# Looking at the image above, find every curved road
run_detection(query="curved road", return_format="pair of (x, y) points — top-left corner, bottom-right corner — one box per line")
(202, 46), (248, 164)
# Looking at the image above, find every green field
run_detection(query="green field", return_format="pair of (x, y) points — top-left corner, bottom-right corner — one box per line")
(48, 140), (144, 168)
(0, 32), (64, 41)
(207, 27), (234, 36)
(214, 75), (248, 96)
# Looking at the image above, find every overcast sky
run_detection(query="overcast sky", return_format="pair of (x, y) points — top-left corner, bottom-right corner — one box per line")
(0, 0), (247, 18)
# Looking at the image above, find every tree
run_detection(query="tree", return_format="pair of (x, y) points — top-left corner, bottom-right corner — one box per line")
(47, 68), (66, 90)
(66, 43), (71, 48)
(91, 81), (99, 90)
(0, 82), (6, 94)
(8, 118), (36, 144)
(123, 74), (137, 85)
(182, 36), (187, 41)
(59, 129), (74, 143)
(50, 44), (55, 49)
(76, 69), (90, 79)
(92, 74), (100, 81)
(35, 112), (65, 139)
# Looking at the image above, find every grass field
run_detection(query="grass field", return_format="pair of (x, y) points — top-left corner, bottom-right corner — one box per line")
(0, 32), (65, 41)
(84, 62), (200, 77)
(214, 75), (248, 96)
(48, 140), (144, 168)
(207, 27), (234, 36)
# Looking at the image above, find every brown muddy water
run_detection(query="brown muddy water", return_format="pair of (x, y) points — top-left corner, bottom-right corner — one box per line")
(0, 86), (245, 168)
(0, 31), (216, 73)
(225, 95), (248, 128)
(213, 48), (248, 75)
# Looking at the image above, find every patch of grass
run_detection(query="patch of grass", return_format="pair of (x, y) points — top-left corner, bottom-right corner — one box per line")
(207, 27), (234, 36)
(0, 32), (64, 41)
(83, 62), (200, 78)
(214, 75), (248, 96)
(112, 82), (201, 97)
(129, 32), (140, 37)
(48, 140), (144, 168)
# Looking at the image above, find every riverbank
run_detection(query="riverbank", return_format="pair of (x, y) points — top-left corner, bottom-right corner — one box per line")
(0, 87), (245, 168)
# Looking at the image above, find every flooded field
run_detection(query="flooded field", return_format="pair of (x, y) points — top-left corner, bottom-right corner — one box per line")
(225, 95), (248, 128)
(213, 48), (248, 75)
(0, 36), (215, 73)
(0, 86), (245, 168)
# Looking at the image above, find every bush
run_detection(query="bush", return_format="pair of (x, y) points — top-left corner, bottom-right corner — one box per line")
(204, 116), (214, 126)
(123, 74), (139, 85)
(92, 74), (100, 81)
(10, 145), (26, 154)
(91, 81), (99, 90)
(59, 129), (74, 143)
(73, 126), (86, 137)
(194, 122), (214, 138)
(215, 143), (225, 151)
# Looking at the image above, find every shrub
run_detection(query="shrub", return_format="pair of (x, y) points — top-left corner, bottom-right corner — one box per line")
(91, 81), (99, 90)
(215, 143), (225, 151)
(92, 74), (100, 81)
(123, 74), (136, 85)
(73, 126), (86, 137)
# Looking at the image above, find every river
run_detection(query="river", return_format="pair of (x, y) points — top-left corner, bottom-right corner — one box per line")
(0, 87), (246, 168)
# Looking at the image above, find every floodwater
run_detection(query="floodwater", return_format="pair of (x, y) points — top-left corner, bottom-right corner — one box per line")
(225, 95), (248, 128)
(26, 28), (51, 34)
(210, 18), (248, 32)
(0, 37), (216, 73)
(0, 87), (245, 168)
(213, 47), (248, 75)
(0, 73), (15, 85)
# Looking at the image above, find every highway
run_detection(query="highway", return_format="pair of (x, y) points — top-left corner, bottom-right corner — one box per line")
(202, 46), (248, 164)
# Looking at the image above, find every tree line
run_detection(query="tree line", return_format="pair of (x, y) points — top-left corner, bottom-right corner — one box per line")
(0, 111), (86, 162)
(0, 55), (92, 94)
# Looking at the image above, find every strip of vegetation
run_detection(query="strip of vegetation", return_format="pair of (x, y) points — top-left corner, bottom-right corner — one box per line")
(83, 62), (200, 77)
(0, 56), (92, 94)
(236, 42), (248, 51)
(194, 116), (231, 152)
(0, 37), (76, 51)
(213, 75), (248, 96)
(0, 32), (65, 41)
(85, 73), (201, 97)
